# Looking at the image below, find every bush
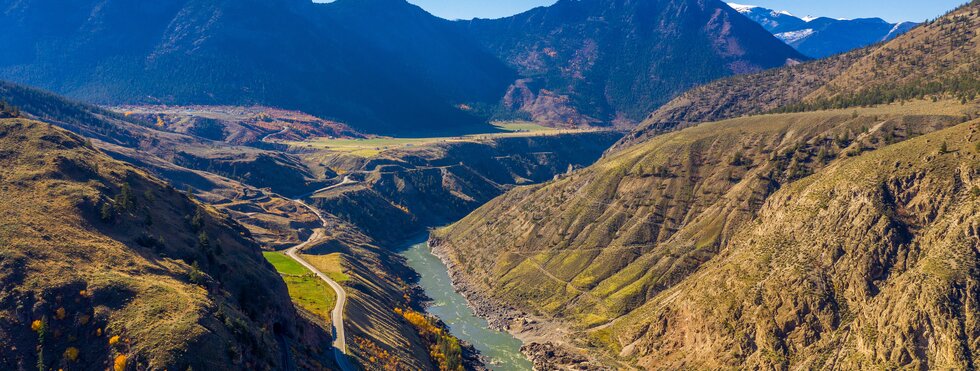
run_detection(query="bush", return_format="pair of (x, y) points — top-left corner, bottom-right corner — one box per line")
(100, 202), (116, 222)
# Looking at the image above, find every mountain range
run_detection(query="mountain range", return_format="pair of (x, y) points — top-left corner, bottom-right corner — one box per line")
(2, 0), (978, 369)
(729, 3), (919, 58)
(0, 0), (803, 134)
(435, 1), (980, 368)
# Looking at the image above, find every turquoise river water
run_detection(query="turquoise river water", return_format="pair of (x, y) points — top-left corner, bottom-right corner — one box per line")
(400, 240), (534, 371)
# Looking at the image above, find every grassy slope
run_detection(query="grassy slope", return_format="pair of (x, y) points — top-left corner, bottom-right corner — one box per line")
(263, 252), (337, 327)
(435, 100), (977, 367)
(0, 119), (332, 370)
(606, 119), (980, 369)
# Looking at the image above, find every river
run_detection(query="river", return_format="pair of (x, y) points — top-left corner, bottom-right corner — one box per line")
(401, 239), (534, 371)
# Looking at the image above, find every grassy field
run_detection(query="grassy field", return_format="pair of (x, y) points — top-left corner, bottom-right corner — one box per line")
(284, 121), (601, 157)
(263, 251), (336, 325)
(301, 253), (350, 284)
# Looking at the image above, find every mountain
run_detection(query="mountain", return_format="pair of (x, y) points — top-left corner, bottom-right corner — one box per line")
(434, 2), (980, 368)
(0, 118), (334, 370)
(0, 0), (805, 133)
(621, 1), (980, 148)
(464, 0), (805, 127)
(729, 3), (919, 58)
(0, 0), (515, 136)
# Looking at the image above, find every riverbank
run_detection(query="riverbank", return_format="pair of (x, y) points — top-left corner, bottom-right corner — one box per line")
(427, 237), (610, 370)
(401, 239), (534, 370)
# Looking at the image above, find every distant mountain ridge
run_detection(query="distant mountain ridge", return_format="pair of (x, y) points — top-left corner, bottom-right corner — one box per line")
(465, 0), (805, 126)
(0, 0), (516, 136)
(0, 0), (804, 133)
(728, 3), (919, 58)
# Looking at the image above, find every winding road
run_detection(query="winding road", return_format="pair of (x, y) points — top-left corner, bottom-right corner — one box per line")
(284, 178), (358, 371)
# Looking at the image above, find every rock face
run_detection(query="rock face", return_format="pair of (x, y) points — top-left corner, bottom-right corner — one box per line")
(0, 119), (332, 370)
(465, 0), (805, 126)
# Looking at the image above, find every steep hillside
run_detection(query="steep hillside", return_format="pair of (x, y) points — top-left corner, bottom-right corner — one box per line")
(732, 3), (918, 58)
(433, 100), (977, 368)
(307, 132), (623, 244)
(0, 0), (514, 135)
(0, 119), (333, 370)
(623, 2), (980, 148)
(464, 0), (805, 126)
(604, 120), (980, 369)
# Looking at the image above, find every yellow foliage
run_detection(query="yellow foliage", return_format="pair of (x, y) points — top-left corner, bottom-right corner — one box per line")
(31, 320), (43, 332)
(64, 347), (79, 362)
(96, 328), (102, 336)
(113, 355), (127, 371)
(79, 314), (91, 325)
(55, 307), (66, 320)
(109, 335), (120, 346)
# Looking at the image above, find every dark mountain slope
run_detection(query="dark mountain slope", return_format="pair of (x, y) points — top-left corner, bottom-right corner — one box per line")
(0, 119), (333, 370)
(0, 0), (514, 135)
(465, 0), (805, 126)
(733, 3), (919, 58)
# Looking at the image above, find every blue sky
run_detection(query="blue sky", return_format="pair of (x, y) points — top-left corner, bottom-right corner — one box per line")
(319, 0), (964, 23)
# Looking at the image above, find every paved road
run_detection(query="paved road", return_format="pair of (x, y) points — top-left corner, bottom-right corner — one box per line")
(285, 194), (356, 371)
(262, 125), (290, 143)
(296, 176), (357, 199)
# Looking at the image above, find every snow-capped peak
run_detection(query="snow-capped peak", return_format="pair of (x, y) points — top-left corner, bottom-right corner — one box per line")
(801, 16), (818, 22)
(727, 3), (758, 13)
(727, 3), (795, 18)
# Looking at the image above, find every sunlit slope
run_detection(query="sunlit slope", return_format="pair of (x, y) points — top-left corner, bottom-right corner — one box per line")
(606, 118), (980, 369)
(0, 119), (332, 370)
(435, 100), (977, 367)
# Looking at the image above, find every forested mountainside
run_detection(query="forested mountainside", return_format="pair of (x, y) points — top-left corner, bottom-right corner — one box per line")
(622, 3), (980, 148)
(435, 2), (980, 369)
(732, 3), (918, 58)
(0, 0), (514, 136)
(0, 119), (334, 370)
(0, 0), (803, 133)
(464, 0), (804, 126)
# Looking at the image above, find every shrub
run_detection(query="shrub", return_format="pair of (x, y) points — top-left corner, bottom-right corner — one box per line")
(188, 262), (207, 285)
(100, 202), (116, 222)
(114, 355), (127, 371)
(64, 347), (79, 362)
